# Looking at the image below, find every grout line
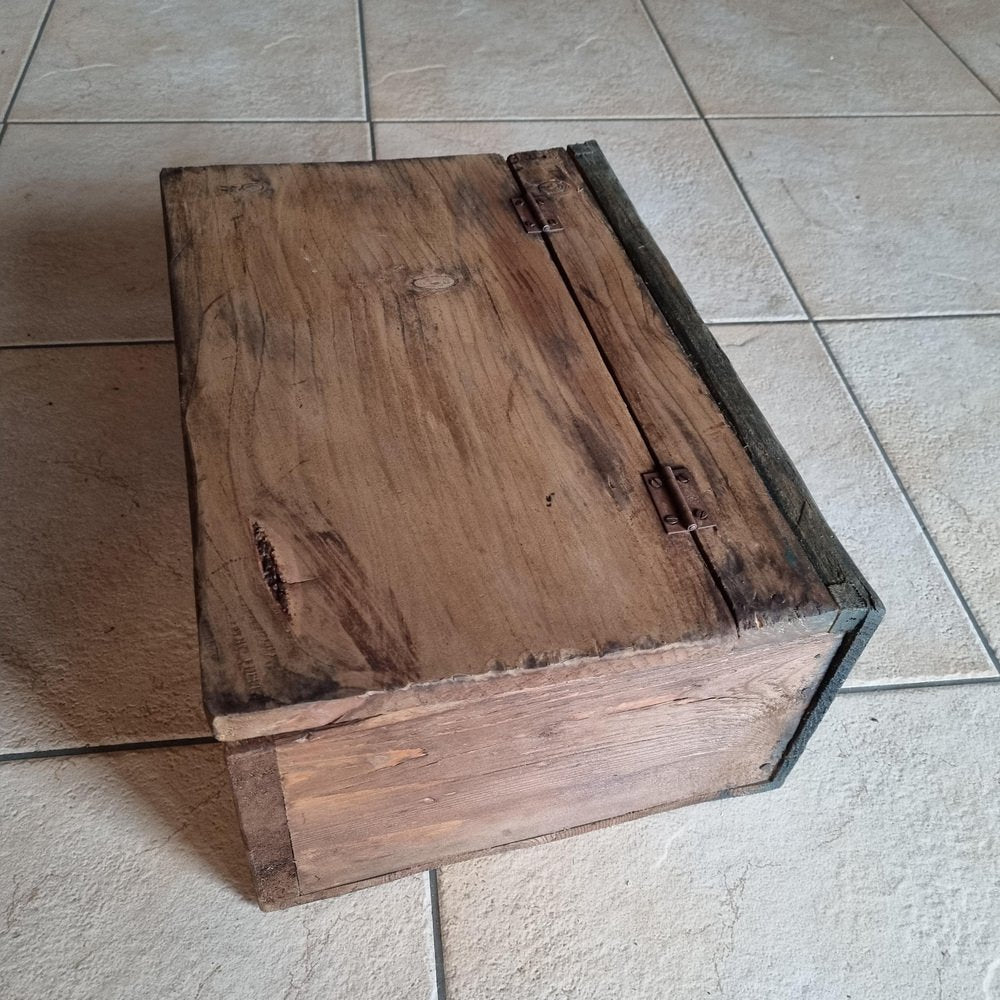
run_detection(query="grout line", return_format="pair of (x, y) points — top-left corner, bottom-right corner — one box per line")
(711, 311), (1000, 327)
(812, 311), (1000, 324)
(840, 673), (1000, 695)
(427, 869), (448, 1000)
(704, 111), (1000, 119)
(637, 0), (1000, 681)
(4, 115), (701, 126)
(0, 0), (57, 145)
(0, 338), (173, 351)
(3, 117), (369, 126)
(4, 112), (1000, 127)
(362, 115), (700, 124)
(898, 0), (1000, 106)
(356, 112), (1000, 122)
(635, 0), (705, 116)
(0, 736), (216, 764)
(355, 0), (376, 158)
(810, 319), (1000, 676)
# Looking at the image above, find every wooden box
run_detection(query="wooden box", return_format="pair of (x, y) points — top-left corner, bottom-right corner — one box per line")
(160, 142), (881, 910)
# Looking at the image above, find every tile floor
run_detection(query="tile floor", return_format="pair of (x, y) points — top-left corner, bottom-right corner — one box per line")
(1, 2), (998, 998)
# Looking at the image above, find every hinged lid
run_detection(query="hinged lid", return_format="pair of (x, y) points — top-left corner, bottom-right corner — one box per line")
(161, 144), (843, 742)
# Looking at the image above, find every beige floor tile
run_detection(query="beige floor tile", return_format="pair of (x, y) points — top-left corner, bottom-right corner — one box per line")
(11, 0), (363, 121)
(0, 0), (48, 119)
(436, 682), (1000, 999)
(0, 345), (205, 752)
(375, 121), (803, 323)
(645, 0), (997, 115)
(365, 0), (693, 120)
(0, 745), (434, 999)
(0, 122), (369, 346)
(823, 316), (1000, 664)
(907, 0), (1000, 98)
(715, 118), (1000, 319)
(717, 323), (993, 685)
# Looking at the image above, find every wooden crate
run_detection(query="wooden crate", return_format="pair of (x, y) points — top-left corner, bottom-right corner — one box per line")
(160, 142), (881, 910)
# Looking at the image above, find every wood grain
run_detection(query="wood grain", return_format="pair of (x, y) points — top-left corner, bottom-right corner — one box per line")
(162, 156), (733, 731)
(566, 140), (883, 783)
(276, 631), (840, 896)
(224, 738), (298, 908)
(510, 148), (836, 632)
(211, 617), (833, 742)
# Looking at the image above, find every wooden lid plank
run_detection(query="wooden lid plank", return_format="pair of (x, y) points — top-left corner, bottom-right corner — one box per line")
(508, 148), (837, 632)
(162, 154), (735, 732)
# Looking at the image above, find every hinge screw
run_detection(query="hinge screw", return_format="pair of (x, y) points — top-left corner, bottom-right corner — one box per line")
(663, 514), (679, 525)
(692, 508), (707, 520)
(675, 471), (689, 484)
(648, 476), (662, 489)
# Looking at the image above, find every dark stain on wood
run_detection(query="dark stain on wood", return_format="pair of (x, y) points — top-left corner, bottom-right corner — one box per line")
(313, 529), (422, 688)
(252, 522), (289, 616)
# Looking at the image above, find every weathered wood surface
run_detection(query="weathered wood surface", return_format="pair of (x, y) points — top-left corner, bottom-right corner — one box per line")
(211, 616), (834, 742)
(161, 144), (883, 910)
(276, 631), (840, 897)
(224, 738), (298, 908)
(162, 156), (732, 732)
(510, 148), (836, 633)
(566, 140), (883, 782)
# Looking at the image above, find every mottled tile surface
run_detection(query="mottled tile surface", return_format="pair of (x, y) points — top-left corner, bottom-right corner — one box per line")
(823, 316), (1000, 663)
(645, 0), (998, 115)
(435, 683), (1000, 999)
(0, 122), (370, 346)
(0, 746), (435, 999)
(11, 0), (363, 120)
(376, 121), (803, 322)
(715, 117), (1000, 318)
(365, 0), (693, 120)
(0, 345), (205, 752)
(906, 0), (1000, 98)
(0, 0), (48, 119)
(717, 323), (993, 684)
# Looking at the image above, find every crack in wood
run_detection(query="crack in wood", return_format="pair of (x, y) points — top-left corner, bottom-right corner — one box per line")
(252, 522), (289, 616)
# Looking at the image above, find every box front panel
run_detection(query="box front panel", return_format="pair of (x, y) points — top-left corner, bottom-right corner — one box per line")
(273, 633), (840, 896)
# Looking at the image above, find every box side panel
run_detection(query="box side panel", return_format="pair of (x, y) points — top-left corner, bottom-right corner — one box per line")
(224, 738), (299, 910)
(274, 633), (839, 898)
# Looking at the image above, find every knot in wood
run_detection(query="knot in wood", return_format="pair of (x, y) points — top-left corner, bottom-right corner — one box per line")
(410, 272), (457, 292)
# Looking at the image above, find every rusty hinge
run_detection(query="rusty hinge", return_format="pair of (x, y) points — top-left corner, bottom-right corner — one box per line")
(511, 194), (563, 235)
(642, 467), (715, 535)
(509, 150), (565, 235)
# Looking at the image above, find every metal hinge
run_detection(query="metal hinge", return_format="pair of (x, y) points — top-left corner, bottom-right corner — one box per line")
(642, 467), (716, 535)
(509, 150), (565, 235)
(511, 193), (563, 235)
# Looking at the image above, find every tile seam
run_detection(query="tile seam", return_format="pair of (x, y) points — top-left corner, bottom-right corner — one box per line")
(428, 870), (448, 1000)
(897, 0), (1000, 106)
(0, 736), (216, 764)
(0, 0), (57, 143)
(356, 0), (376, 158)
